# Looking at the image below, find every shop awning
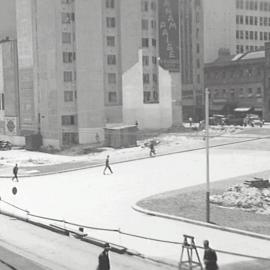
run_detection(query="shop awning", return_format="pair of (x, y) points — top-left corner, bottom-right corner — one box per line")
(234, 107), (252, 112)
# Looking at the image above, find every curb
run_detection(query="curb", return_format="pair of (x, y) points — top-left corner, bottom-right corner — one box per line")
(0, 209), (177, 268)
(132, 204), (270, 242)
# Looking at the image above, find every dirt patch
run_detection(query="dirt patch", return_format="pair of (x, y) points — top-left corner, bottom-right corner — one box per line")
(137, 170), (270, 236)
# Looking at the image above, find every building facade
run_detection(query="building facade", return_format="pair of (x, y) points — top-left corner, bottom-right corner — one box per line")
(180, 0), (204, 121)
(204, 0), (270, 63)
(14, 0), (203, 147)
(0, 39), (20, 136)
(205, 49), (265, 118)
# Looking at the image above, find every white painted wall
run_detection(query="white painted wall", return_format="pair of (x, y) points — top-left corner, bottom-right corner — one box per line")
(122, 50), (172, 129)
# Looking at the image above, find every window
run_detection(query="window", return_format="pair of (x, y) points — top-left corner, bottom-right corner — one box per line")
(257, 87), (262, 95)
(245, 16), (249, 24)
(142, 55), (149, 66)
(108, 92), (117, 102)
(106, 17), (116, 28)
(106, 36), (115, 47)
(64, 71), (72, 82)
(152, 38), (156, 47)
(107, 55), (116, 65)
(264, 32), (268, 41)
(62, 13), (74, 24)
(142, 0), (148, 11)
(62, 32), (72, 43)
(143, 73), (150, 84)
(108, 73), (116, 84)
(245, 31), (249, 39)
(196, 59), (200, 68)
(1, 93), (4, 110)
(196, 44), (200, 53)
(62, 0), (73, 4)
(63, 52), (74, 63)
(236, 30), (239, 39)
(62, 115), (76, 125)
(142, 38), (149, 47)
(142, 19), (148, 30)
(152, 56), (157, 64)
(197, 74), (201, 83)
(151, 20), (156, 29)
(153, 74), (158, 83)
(64, 91), (73, 102)
(106, 0), (114, 8)
(143, 91), (151, 102)
(150, 1), (156, 10)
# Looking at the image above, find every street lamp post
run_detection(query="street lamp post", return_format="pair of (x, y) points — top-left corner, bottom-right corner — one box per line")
(205, 88), (210, 223)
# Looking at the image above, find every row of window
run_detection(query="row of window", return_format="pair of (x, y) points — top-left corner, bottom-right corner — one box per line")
(142, 38), (156, 48)
(207, 66), (263, 80)
(236, 0), (270, 11)
(142, 19), (157, 30)
(143, 90), (159, 103)
(236, 44), (264, 53)
(236, 30), (270, 41)
(236, 15), (270, 26)
(62, 12), (75, 24)
(142, 0), (157, 12)
(105, 0), (115, 9)
(143, 73), (158, 84)
(64, 90), (76, 102)
(210, 87), (262, 98)
(142, 55), (157, 66)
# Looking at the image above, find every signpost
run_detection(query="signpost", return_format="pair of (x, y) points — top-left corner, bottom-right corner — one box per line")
(205, 88), (210, 223)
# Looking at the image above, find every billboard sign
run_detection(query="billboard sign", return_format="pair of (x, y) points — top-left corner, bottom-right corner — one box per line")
(158, 0), (180, 72)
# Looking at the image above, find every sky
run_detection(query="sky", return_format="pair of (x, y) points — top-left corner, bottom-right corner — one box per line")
(0, 0), (16, 40)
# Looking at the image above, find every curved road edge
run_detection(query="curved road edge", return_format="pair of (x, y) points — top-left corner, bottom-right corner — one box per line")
(132, 204), (270, 242)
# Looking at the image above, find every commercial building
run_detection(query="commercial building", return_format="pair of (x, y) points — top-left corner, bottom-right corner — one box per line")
(203, 0), (270, 63)
(205, 49), (265, 118)
(14, 0), (203, 147)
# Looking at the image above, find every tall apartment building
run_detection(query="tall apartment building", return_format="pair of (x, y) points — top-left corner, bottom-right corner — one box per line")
(204, 0), (270, 63)
(0, 39), (19, 136)
(15, 0), (203, 147)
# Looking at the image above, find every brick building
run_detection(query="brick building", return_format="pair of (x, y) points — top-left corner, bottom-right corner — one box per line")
(205, 48), (265, 118)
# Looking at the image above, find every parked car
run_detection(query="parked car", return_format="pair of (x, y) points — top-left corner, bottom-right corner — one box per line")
(0, 140), (12, 150)
(243, 114), (263, 127)
(211, 114), (226, 125)
(224, 114), (245, 126)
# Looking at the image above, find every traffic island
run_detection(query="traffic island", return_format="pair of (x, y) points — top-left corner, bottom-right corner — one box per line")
(137, 170), (270, 236)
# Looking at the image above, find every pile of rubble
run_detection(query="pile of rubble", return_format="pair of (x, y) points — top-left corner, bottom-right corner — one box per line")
(210, 179), (270, 215)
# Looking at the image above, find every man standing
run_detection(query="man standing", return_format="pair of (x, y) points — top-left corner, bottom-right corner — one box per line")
(103, 155), (113, 175)
(149, 141), (156, 157)
(12, 164), (19, 182)
(203, 240), (218, 270)
(97, 243), (110, 270)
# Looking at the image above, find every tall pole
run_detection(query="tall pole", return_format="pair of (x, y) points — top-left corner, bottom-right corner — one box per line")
(205, 88), (210, 223)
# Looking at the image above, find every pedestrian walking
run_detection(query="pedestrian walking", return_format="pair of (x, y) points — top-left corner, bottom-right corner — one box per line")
(97, 243), (110, 270)
(103, 155), (113, 175)
(188, 116), (193, 127)
(203, 240), (218, 270)
(12, 164), (19, 182)
(149, 141), (156, 157)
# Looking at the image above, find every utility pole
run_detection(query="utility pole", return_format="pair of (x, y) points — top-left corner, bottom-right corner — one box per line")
(205, 88), (210, 223)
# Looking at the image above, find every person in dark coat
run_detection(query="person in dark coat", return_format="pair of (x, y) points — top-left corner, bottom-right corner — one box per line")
(203, 240), (218, 270)
(103, 155), (113, 175)
(149, 141), (156, 157)
(12, 164), (19, 182)
(97, 243), (110, 270)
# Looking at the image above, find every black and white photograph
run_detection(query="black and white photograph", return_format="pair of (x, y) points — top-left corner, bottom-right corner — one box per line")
(0, 0), (270, 269)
